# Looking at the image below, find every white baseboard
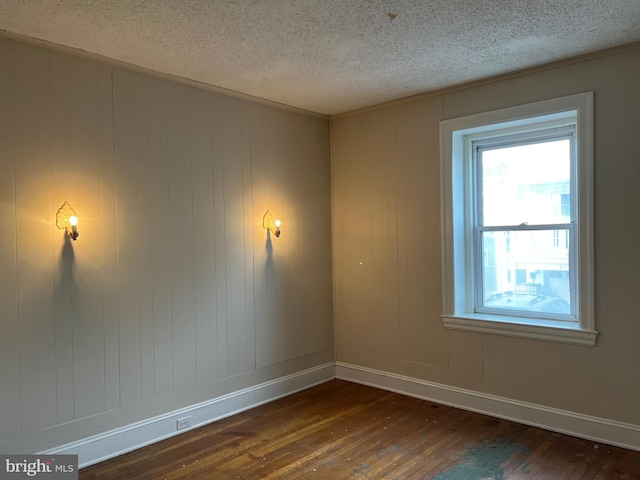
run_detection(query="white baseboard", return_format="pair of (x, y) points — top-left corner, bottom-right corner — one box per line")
(336, 362), (640, 452)
(42, 361), (639, 469)
(43, 363), (335, 468)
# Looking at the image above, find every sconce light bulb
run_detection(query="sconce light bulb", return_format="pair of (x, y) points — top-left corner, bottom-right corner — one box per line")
(68, 215), (79, 240)
(274, 219), (281, 227)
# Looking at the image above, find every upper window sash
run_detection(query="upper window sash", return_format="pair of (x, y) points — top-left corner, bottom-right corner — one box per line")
(472, 126), (577, 227)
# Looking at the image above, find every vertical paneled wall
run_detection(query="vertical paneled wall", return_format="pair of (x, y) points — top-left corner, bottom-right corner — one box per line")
(0, 38), (333, 453)
(332, 46), (640, 425)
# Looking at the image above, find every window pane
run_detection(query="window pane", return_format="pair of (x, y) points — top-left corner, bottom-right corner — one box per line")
(480, 230), (571, 315)
(479, 139), (571, 226)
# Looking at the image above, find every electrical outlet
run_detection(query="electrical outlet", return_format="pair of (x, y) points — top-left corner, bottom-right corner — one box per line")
(177, 416), (192, 431)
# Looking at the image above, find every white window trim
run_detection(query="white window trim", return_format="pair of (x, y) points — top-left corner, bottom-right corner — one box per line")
(440, 92), (596, 347)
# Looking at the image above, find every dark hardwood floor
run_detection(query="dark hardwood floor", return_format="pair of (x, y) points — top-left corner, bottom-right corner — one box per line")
(79, 380), (640, 479)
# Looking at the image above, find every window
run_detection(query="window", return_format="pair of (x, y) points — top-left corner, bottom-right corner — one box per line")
(440, 93), (596, 346)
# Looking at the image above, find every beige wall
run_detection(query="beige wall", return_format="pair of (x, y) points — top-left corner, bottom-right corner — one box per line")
(0, 38), (333, 453)
(332, 46), (640, 425)
(3, 31), (639, 456)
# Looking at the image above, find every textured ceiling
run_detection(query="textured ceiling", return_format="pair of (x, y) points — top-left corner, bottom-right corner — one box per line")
(1, 1), (640, 115)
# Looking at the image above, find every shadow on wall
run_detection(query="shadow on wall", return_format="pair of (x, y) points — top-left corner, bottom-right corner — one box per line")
(52, 231), (76, 420)
(259, 216), (333, 366)
(60, 233), (76, 266)
(54, 225), (112, 420)
(265, 229), (274, 258)
(260, 226), (302, 366)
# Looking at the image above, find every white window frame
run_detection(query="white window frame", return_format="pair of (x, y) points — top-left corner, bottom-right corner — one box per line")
(440, 93), (596, 346)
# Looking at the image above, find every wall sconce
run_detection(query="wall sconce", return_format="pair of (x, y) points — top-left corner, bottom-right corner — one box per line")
(262, 209), (281, 238)
(56, 201), (79, 241)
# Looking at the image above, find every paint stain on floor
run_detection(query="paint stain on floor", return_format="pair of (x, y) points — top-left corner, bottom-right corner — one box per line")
(433, 437), (529, 480)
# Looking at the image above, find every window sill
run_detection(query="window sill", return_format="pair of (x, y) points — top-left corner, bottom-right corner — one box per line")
(442, 314), (597, 346)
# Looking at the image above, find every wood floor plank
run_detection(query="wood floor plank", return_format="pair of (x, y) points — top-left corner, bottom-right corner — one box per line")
(79, 380), (640, 479)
